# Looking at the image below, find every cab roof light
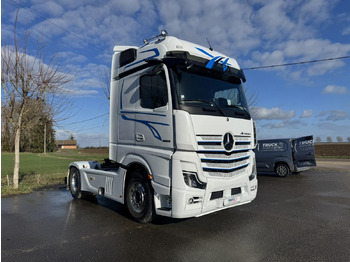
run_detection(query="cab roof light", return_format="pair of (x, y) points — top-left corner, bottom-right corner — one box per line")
(143, 30), (168, 45)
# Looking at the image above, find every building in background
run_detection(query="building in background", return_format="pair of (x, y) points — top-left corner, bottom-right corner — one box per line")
(56, 140), (77, 149)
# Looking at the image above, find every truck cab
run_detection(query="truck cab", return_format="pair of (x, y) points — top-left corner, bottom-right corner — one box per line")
(68, 32), (258, 223)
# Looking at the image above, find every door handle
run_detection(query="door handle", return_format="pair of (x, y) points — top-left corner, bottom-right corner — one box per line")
(136, 133), (145, 142)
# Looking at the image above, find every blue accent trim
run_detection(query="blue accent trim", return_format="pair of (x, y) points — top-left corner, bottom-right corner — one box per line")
(206, 56), (222, 69)
(198, 149), (250, 153)
(198, 141), (222, 144)
(195, 47), (214, 58)
(121, 114), (169, 141)
(195, 47), (232, 70)
(124, 48), (160, 70)
(235, 141), (251, 145)
(121, 111), (166, 117)
(203, 163), (249, 172)
(200, 156), (250, 162)
(222, 58), (229, 72)
(120, 79), (125, 109)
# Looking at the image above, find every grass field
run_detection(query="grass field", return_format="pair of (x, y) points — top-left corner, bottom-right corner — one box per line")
(1, 149), (108, 197)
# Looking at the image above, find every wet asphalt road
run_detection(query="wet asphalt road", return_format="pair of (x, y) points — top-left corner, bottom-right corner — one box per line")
(2, 166), (350, 262)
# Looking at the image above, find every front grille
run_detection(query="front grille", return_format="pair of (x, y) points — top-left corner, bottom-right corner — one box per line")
(197, 134), (252, 178)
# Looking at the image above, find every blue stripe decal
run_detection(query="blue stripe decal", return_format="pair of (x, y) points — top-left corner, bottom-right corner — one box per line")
(121, 114), (169, 141)
(200, 156), (250, 162)
(124, 48), (160, 70)
(195, 47), (232, 71)
(120, 79), (125, 109)
(205, 56), (222, 69)
(195, 47), (214, 58)
(198, 149), (250, 153)
(203, 164), (249, 172)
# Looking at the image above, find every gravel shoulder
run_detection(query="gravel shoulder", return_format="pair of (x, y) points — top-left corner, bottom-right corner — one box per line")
(314, 158), (350, 170)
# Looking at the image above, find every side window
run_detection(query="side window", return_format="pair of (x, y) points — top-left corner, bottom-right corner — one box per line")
(140, 70), (168, 109)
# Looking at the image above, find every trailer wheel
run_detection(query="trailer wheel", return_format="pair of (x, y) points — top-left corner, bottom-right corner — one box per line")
(69, 167), (88, 199)
(125, 171), (154, 223)
(275, 163), (290, 177)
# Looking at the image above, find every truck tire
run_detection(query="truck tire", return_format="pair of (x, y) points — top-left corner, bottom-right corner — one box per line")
(125, 171), (154, 223)
(275, 163), (290, 177)
(69, 167), (88, 199)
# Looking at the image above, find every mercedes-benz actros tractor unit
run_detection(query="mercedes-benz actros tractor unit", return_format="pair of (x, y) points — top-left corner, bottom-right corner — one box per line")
(67, 31), (258, 223)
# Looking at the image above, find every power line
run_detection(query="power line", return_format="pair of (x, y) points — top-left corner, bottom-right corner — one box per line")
(63, 112), (109, 127)
(242, 55), (350, 70)
(6, 0), (104, 51)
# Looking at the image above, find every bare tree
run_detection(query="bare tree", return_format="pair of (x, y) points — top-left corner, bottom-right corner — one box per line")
(336, 136), (343, 142)
(315, 137), (322, 143)
(326, 136), (332, 143)
(347, 137), (350, 143)
(1, 9), (73, 189)
(98, 67), (110, 100)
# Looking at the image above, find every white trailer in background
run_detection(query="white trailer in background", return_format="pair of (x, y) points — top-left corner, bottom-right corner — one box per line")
(68, 31), (258, 223)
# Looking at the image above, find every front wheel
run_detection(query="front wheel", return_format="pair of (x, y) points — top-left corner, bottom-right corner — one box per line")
(275, 163), (290, 177)
(125, 171), (154, 223)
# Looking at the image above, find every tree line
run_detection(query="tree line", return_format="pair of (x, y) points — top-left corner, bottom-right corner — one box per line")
(1, 101), (56, 153)
(315, 136), (350, 143)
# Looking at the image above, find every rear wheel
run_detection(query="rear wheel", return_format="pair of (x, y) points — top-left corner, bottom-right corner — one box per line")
(275, 163), (290, 177)
(125, 171), (154, 223)
(69, 167), (88, 199)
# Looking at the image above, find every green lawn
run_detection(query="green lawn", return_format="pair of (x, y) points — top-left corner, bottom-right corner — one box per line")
(1, 149), (108, 196)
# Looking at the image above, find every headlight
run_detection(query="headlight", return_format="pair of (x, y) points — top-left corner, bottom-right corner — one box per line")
(253, 120), (257, 148)
(249, 160), (257, 181)
(183, 172), (206, 189)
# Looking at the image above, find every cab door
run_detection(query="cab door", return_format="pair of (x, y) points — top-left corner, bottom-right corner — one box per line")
(134, 64), (174, 186)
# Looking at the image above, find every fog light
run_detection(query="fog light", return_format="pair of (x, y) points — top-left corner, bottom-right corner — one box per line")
(187, 197), (194, 204)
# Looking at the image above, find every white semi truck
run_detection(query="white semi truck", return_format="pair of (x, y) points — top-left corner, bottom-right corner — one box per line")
(68, 31), (258, 223)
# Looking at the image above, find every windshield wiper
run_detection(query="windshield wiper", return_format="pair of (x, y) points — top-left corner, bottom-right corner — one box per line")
(181, 99), (212, 104)
(226, 105), (251, 118)
(181, 99), (226, 116)
(211, 100), (226, 116)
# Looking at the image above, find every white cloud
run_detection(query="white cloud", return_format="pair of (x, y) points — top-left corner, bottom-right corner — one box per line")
(322, 85), (348, 94)
(31, 1), (65, 17)
(300, 110), (313, 118)
(342, 27), (350, 36)
(261, 119), (304, 129)
(297, 0), (333, 24)
(157, 0), (259, 56)
(318, 110), (348, 121)
(60, 87), (99, 96)
(250, 50), (286, 69)
(251, 107), (295, 120)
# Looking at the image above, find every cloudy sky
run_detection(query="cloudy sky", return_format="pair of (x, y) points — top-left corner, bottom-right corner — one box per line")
(2, 0), (350, 147)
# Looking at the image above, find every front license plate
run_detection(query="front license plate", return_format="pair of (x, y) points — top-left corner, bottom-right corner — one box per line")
(224, 195), (240, 206)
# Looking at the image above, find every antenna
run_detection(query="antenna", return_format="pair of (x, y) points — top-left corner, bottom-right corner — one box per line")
(206, 38), (213, 51)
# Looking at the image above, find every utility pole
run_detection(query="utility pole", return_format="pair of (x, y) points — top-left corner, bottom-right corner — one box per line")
(44, 123), (47, 155)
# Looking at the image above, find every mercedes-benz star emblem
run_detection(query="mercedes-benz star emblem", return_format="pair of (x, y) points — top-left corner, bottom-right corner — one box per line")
(223, 133), (234, 151)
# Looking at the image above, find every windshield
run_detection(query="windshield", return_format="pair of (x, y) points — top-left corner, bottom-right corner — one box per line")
(171, 65), (250, 119)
